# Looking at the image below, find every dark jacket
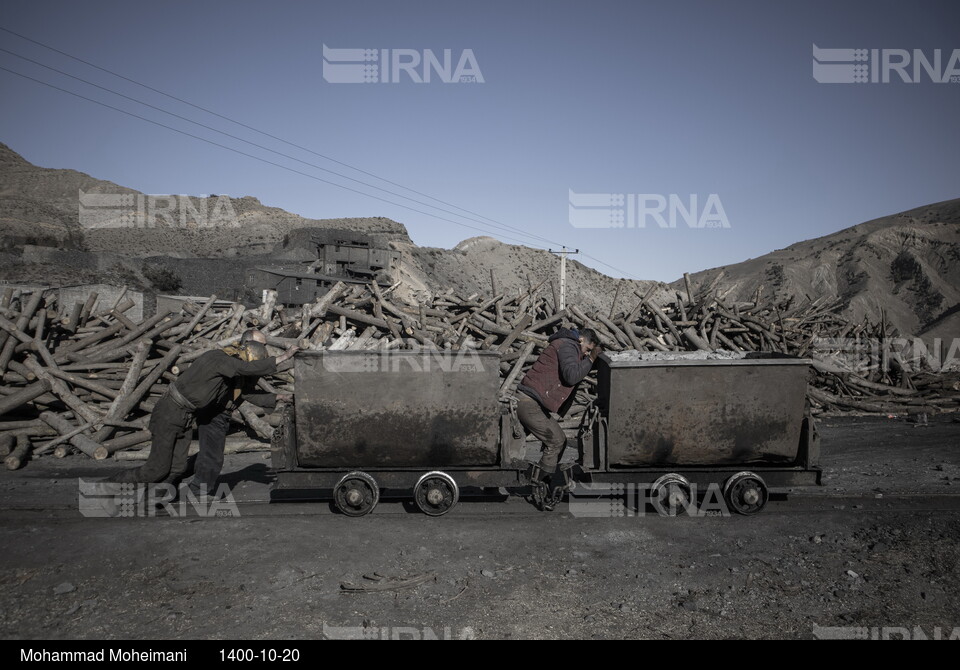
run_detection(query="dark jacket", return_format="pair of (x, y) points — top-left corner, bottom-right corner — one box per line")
(174, 350), (278, 413)
(517, 328), (594, 414)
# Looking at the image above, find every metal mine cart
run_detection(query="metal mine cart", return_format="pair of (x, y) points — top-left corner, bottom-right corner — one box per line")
(271, 350), (821, 516)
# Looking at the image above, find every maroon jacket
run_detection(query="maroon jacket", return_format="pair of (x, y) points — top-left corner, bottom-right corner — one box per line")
(517, 328), (594, 414)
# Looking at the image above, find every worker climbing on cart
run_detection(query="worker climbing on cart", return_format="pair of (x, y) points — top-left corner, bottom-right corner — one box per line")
(515, 326), (602, 510)
(105, 330), (298, 488)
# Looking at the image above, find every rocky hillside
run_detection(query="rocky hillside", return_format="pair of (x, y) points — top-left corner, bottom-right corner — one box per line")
(674, 199), (960, 338)
(0, 142), (127, 250)
(2, 142), (957, 333)
(0, 142), (409, 257)
(0, 143), (656, 311)
(401, 236), (651, 314)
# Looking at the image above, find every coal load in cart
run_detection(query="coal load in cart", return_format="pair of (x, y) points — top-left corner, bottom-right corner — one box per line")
(271, 349), (820, 516)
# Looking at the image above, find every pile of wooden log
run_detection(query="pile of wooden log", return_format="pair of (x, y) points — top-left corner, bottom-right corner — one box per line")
(1, 274), (957, 470)
(0, 287), (292, 471)
(580, 275), (960, 417)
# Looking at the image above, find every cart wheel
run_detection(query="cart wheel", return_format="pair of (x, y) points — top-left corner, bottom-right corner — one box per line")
(334, 471), (379, 517)
(723, 471), (768, 516)
(414, 471), (459, 517)
(651, 473), (691, 517)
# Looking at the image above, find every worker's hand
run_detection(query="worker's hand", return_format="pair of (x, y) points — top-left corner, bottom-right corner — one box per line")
(276, 346), (300, 365)
(276, 393), (294, 404)
(589, 345), (604, 362)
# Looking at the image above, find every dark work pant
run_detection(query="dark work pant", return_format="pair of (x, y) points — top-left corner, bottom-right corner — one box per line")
(515, 393), (567, 472)
(108, 395), (193, 484)
(191, 409), (231, 494)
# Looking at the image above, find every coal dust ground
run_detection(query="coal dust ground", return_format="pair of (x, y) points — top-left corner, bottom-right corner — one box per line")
(0, 414), (958, 640)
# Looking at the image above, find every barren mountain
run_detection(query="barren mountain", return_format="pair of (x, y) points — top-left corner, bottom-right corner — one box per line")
(0, 142), (655, 310)
(403, 236), (649, 313)
(0, 142), (409, 256)
(2, 141), (957, 335)
(673, 199), (960, 338)
(0, 141), (127, 250)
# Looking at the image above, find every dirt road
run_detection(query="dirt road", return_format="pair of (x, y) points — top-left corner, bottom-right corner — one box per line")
(1, 415), (958, 640)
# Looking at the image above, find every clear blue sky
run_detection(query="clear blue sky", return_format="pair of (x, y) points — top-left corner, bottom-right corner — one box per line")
(1, 0), (958, 281)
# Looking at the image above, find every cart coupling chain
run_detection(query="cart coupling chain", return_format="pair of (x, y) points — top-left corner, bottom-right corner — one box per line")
(530, 464), (574, 512)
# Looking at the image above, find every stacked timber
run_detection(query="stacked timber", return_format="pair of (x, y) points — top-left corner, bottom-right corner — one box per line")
(1, 274), (957, 470)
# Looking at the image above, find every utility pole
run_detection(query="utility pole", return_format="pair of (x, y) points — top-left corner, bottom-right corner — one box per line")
(549, 247), (579, 311)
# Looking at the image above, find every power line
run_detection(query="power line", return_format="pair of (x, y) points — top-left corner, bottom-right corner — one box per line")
(0, 25), (570, 250)
(0, 25), (645, 281)
(0, 45), (566, 250)
(0, 64), (549, 248)
(580, 252), (642, 281)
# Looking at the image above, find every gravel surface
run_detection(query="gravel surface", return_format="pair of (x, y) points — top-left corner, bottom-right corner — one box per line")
(0, 414), (957, 640)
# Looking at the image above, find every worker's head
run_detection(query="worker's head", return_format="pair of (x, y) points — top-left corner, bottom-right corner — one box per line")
(240, 329), (267, 345)
(579, 328), (600, 356)
(239, 341), (269, 362)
